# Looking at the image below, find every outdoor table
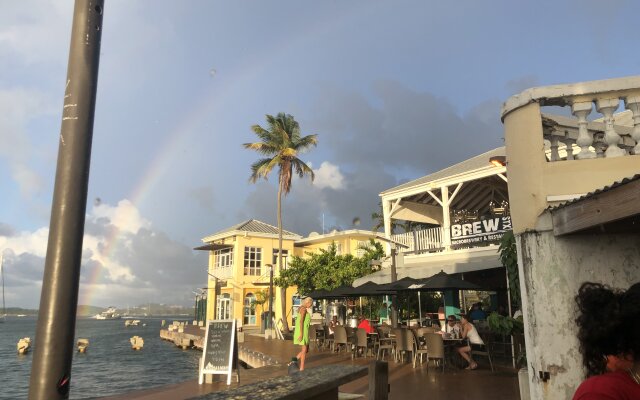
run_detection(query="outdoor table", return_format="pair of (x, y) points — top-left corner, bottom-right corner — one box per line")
(442, 338), (467, 369)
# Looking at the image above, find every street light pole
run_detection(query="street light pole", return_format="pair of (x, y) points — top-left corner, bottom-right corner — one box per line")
(29, 2), (104, 399)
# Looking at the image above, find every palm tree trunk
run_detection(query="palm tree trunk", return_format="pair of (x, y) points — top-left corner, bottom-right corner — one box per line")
(277, 179), (290, 333)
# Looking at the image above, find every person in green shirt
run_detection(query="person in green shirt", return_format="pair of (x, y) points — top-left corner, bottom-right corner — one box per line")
(379, 302), (389, 324)
(293, 297), (313, 371)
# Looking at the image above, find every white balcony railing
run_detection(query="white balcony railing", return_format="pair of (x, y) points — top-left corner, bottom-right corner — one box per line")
(209, 267), (232, 280)
(503, 77), (640, 160)
(391, 227), (443, 254)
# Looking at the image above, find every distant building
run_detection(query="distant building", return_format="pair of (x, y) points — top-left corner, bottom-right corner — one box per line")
(195, 220), (385, 329)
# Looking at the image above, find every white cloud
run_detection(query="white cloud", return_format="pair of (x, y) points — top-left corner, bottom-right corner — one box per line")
(0, 199), (205, 308)
(313, 161), (346, 190)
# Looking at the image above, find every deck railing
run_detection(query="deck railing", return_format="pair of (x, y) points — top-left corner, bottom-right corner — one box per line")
(391, 226), (443, 254)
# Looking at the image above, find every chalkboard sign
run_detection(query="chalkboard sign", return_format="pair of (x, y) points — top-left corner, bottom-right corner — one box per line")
(199, 319), (239, 385)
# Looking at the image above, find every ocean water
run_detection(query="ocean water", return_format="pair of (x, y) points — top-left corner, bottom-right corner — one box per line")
(0, 316), (200, 399)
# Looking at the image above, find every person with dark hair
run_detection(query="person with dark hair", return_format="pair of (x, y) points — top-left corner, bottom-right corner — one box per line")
(573, 282), (640, 399)
(456, 313), (485, 370)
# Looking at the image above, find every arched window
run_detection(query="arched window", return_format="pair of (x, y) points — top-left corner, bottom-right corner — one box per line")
(244, 293), (256, 325)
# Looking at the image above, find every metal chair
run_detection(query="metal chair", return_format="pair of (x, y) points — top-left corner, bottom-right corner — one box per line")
(333, 326), (348, 353)
(411, 330), (429, 368)
(424, 333), (445, 372)
(354, 328), (375, 358)
(308, 325), (320, 350)
(471, 341), (494, 372)
(376, 326), (394, 360)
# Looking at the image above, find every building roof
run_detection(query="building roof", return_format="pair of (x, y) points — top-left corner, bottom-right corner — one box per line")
(202, 219), (300, 242)
(380, 147), (506, 195)
(548, 174), (640, 211)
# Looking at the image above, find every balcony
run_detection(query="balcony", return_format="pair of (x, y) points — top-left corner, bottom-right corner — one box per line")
(501, 76), (640, 234)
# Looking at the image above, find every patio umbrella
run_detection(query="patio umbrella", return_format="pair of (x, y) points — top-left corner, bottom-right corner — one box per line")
(406, 270), (482, 324)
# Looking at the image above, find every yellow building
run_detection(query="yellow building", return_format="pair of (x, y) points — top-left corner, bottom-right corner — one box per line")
(195, 220), (385, 330)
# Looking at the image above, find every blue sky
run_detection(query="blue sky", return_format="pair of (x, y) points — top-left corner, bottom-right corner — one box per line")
(1, 0), (638, 308)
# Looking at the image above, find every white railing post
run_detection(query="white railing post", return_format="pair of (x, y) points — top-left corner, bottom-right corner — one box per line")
(571, 101), (595, 159)
(624, 95), (640, 155)
(596, 97), (626, 158)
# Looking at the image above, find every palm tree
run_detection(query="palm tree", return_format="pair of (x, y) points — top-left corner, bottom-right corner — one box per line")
(244, 113), (318, 332)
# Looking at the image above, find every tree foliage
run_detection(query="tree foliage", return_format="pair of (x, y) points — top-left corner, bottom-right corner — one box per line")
(275, 239), (385, 295)
(499, 231), (520, 309)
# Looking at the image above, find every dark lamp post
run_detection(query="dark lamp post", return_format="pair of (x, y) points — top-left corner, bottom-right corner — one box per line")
(267, 264), (274, 332)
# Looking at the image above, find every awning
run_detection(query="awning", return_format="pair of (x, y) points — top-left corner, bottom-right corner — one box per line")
(353, 251), (500, 286)
(194, 243), (234, 251)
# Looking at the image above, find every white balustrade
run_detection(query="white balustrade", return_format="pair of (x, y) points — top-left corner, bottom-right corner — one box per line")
(571, 101), (595, 159)
(392, 226), (443, 254)
(625, 95), (640, 155)
(596, 98), (626, 157)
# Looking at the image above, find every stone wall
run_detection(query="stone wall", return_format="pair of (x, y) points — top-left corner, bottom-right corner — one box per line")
(517, 227), (640, 399)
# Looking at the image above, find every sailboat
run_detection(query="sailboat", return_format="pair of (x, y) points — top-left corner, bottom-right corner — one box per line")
(1, 254), (6, 323)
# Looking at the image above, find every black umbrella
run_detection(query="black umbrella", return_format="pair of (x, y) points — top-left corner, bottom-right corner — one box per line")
(375, 276), (420, 292)
(404, 270), (482, 324)
(345, 281), (394, 297)
(411, 270), (482, 291)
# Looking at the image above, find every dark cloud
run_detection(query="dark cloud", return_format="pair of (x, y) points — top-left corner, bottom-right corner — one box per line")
(0, 222), (16, 236)
(240, 81), (503, 236)
(505, 75), (539, 96)
(188, 185), (215, 211)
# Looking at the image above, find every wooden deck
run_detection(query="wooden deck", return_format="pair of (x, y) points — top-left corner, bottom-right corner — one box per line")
(101, 334), (520, 400)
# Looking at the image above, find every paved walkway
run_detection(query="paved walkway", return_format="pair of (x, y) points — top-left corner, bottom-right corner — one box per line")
(103, 335), (520, 399)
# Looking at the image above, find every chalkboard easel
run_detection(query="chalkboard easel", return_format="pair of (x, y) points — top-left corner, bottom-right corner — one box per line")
(199, 319), (239, 385)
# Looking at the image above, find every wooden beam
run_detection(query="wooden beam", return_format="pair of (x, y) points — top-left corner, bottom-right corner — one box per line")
(426, 189), (443, 207)
(551, 178), (640, 236)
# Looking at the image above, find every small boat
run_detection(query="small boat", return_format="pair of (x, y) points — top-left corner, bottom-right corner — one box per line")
(94, 307), (121, 320)
(124, 319), (141, 327)
(130, 336), (144, 350)
(17, 337), (31, 354)
(77, 338), (89, 353)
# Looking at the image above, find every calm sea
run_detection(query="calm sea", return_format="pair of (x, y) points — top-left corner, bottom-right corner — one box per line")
(0, 316), (200, 399)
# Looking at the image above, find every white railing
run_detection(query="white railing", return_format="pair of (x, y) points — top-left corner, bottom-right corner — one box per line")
(502, 78), (640, 160)
(209, 267), (232, 280)
(391, 226), (443, 254)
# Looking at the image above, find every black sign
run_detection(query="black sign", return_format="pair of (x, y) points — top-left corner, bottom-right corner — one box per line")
(200, 319), (238, 385)
(450, 216), (512, 247)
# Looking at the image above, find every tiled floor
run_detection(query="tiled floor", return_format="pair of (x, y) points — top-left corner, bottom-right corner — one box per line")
(103, 334), (520, 399)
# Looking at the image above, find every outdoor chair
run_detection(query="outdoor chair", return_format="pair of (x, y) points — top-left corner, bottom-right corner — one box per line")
(411, 330), (429, 368)
(471, 340), (494, 372)
(423, 333), (445, 372)
(376, 327), (394, 360)
(333, 326), (348, 353)
(323, 324), (334, 350)
(308, 325), (320, 350)
(354, 328), (375, 358)
(393, 329), (414, 363)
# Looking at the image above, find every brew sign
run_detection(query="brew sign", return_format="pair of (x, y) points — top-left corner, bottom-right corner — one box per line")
(199, 319), (239, 385)
(450, 216), (512, 247)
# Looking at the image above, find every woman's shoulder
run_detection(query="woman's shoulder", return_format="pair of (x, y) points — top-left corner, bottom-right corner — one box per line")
(573, 371), (640, 400)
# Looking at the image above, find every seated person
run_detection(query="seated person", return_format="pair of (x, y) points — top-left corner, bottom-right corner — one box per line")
(357, 317), (375, 334)
(456, 313), (485, 370)
(439, 315), (461, 337)
(468, 303), (487, 321)
(328, 315), (340, 336)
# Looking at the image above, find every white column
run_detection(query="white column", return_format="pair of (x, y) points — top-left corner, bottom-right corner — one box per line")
(382, 199), (392, 255)
(549, 135), (560, 162)
(571, 101), (595, 159)
(624, 95), (640, 155)
(564, 139), (575, 160)
(596, 97), (626, 158)
(441, 186), (451, 251)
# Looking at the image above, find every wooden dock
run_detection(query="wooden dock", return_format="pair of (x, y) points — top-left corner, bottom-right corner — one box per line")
(103, 330), (520, 399)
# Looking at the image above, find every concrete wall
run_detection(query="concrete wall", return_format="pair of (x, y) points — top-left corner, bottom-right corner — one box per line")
(517, 225), (640, 400)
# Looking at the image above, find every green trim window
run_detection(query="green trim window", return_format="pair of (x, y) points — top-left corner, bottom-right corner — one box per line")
(244, 293), (257, 325)
(244, 247), (262, 275)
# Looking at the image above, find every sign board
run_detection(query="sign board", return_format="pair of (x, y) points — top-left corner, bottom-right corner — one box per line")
(199, 319), (239, 385)
(450, 216), (512, 247)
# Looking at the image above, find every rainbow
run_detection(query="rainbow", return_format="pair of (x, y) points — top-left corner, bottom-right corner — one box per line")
(78, 2), (367, 306)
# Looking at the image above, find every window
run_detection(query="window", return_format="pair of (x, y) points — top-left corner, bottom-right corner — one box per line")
(244, 247), (262, 275)
(243, 293), (256, 325)
(214, 248), (233, 269)
(272, 249), (289, 267)
(216, 293), (231, 320)
(356, 241), (370, 257)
